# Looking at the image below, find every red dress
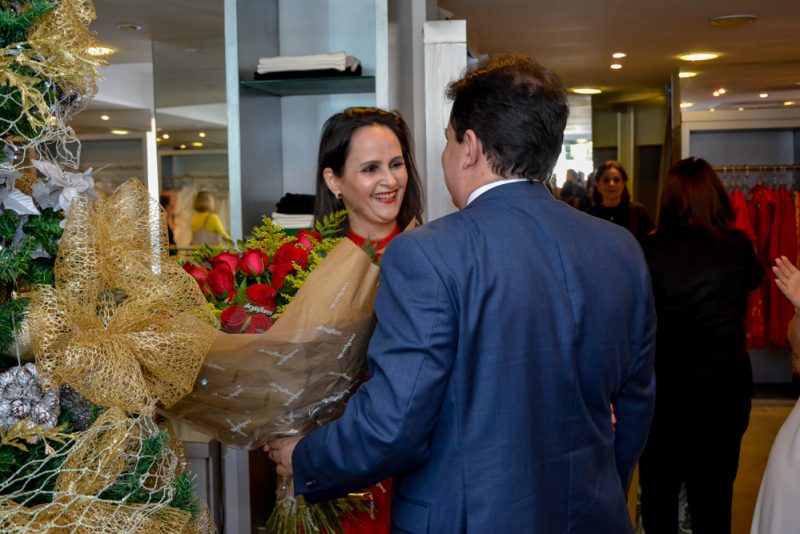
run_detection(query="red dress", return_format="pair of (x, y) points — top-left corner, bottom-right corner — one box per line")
(340, 224), (400, 533)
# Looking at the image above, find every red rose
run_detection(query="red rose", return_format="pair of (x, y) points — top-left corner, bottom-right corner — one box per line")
(273, 242), (309, 270)
(212, 251), (239, 274)
(295, 230), (322, 252)
(246, 283), (277, 310)
(239, 249), (269, 277)
(246, 313), (273, 333)
(269, 260), (294, 290)
(183, 262), (209, 291)
(220, 305), (249, 333)
(207, 265), (235, 299)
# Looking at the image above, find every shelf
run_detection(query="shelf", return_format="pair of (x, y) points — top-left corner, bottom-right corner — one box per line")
(240, 76), (375, 97)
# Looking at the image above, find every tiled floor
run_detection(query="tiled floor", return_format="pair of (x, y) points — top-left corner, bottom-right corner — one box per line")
(628, 399), (795, 533)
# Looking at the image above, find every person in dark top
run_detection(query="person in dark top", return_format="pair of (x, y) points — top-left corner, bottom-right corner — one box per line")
(588, 160), (653, 240)
(638, 157), (764, 534)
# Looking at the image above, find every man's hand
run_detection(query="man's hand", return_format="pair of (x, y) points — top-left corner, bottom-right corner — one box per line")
(265, 436), (302, 477)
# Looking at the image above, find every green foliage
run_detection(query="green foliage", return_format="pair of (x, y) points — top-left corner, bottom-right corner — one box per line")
(0, 0), (58, 47)
(267, 492), (372, 534)
(0, 296), (27, 355)
(314, 209), (349, 238)
(245, 216), (296, 257)
(98, 428), (202, 517)
(1, 208), (61, 357)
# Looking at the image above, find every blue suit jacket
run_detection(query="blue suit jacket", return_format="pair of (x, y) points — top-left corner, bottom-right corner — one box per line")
(292, 181), (656, 533)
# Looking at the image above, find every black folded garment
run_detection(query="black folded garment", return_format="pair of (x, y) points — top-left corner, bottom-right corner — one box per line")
(276, 193), (316, 215)
(253, 64), (362, 81)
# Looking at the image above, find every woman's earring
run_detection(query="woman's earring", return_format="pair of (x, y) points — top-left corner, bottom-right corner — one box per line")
(335, 193), (342, 201)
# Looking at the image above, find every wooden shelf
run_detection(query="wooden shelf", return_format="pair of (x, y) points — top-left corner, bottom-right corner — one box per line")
(240, 76), (375, 97)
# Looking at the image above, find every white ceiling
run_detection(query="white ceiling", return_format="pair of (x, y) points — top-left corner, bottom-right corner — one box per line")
(74, 0), (800, 146)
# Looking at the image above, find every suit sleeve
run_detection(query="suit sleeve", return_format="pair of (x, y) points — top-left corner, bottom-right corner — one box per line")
(613, 268), (657, 490)
(291, 235), (458, 502)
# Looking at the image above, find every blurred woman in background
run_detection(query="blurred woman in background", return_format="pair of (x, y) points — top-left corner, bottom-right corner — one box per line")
(638, 157), (764, 533)
(588, 160), (653, 241)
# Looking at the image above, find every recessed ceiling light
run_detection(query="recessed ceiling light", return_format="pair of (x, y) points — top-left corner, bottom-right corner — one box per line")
(572, 87), (602, 95)
(718, 88), (727, 94)
(708, 14), (757, 27)
(785, 101), (796, 106)
(710, 108), (716, 112)
(759, 93), (768, 98)
(179, 144), (187, 149)
(100, 114), (110, 121)
(612, 52), (626, 59)
(610, 64), (622, 70)
(198, 132), (206, 138)
(116, 23), (142, 32)
(679, 71), (698, 78)
(680, 102), (693, 108)
(162, 133), (170, 139)
(679, 52), (719, 61)
(87, 46), (115, 56)
(156, 137), (162, 142)
(713, 91), (720, 97)
(110, 129), (129, 135)
(191, 142), (204, 147)
(738, 107), (745, 111)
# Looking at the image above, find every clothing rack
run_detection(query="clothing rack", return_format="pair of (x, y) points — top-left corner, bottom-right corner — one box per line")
(714, 164), (800, 173)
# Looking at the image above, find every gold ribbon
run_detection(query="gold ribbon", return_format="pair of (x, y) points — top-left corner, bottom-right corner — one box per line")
(28, 179), (217, 415)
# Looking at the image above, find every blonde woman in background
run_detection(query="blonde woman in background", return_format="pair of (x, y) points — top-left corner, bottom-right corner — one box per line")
(190, 190), (230, 246)
(751, 255), (800, 533)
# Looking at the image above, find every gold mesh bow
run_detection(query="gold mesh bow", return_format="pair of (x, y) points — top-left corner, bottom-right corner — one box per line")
(28, 179), (217, 415)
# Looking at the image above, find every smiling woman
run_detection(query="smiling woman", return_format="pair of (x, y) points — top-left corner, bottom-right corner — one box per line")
(313, 107), (424, 258)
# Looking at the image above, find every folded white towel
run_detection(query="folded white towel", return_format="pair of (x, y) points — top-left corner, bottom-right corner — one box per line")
(271, 212), (315, 229)
(256, 51), (360, 74)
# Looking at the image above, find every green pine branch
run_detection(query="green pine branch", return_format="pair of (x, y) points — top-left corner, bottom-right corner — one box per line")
(0, 0), (58, 47)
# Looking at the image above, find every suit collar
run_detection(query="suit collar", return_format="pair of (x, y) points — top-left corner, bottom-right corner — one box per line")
(466, 180), (554, 207)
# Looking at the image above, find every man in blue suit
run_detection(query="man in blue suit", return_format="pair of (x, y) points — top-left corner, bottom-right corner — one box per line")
(269, 53), (656, 533)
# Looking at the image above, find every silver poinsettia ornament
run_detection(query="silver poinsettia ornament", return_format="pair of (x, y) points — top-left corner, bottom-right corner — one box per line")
(0, 363), (60, 432)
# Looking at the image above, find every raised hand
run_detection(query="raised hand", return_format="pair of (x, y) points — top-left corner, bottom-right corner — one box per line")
(773, 256), (800, 309)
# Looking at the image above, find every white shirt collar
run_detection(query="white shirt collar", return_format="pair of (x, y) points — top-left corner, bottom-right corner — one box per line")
(466, 178), (529, 206)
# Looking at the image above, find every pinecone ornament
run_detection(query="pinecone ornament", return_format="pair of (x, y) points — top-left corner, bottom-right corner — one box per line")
(0, 363), (60, 432)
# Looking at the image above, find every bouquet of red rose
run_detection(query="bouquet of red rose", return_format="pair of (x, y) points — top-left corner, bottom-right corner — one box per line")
(167, 212), (382, 533)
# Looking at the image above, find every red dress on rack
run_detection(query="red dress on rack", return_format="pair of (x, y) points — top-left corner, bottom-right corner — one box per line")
(767, 187), (797, 349)
(746, 185), (775, 348)
(730, 189), (762, 348)
(339, 224), (401, 534)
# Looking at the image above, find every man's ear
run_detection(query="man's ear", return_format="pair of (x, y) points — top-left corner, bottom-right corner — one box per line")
(462, 129), (482, 168)
(322, 168), (341, 197)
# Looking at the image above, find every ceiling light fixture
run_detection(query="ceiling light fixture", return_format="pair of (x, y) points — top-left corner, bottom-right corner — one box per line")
(198, 132), (206, 138)
(713, 91), (720, 97)
(610, 64), (622, 70)
(179, 144), (187, 149)
(785, 101), (796, 106)
(710, 108), (716, 112)
(708, 14), (757, 27)
(738, 107), (745, 111)
(680, 102), (693, 108)
(162, 133), (170, 139)
(572, 87), (602, 95)
(191, 142), (204, 147)
(612, 52), (626, 59)
(759, 93), (768, 98)
(116, 23), (141, 32)
(718, 88), (727, 94)
(575, 138), (588, 144)
(87, 46), (115, 56)
(679, 72), (698, 78)
(100, 114), (110, 121)
(110, 129), (129, 135)
(679, 52), (719, 62)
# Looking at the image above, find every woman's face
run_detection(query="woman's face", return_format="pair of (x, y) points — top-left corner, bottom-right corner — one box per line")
(325, 125), (408, 238)
(596, 167), (626, 207)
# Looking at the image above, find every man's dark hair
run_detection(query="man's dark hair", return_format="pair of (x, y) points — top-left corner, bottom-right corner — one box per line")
(446, 53), (569, 181)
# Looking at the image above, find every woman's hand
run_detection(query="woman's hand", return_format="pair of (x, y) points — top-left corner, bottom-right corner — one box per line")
(773, 256), (800, 309)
